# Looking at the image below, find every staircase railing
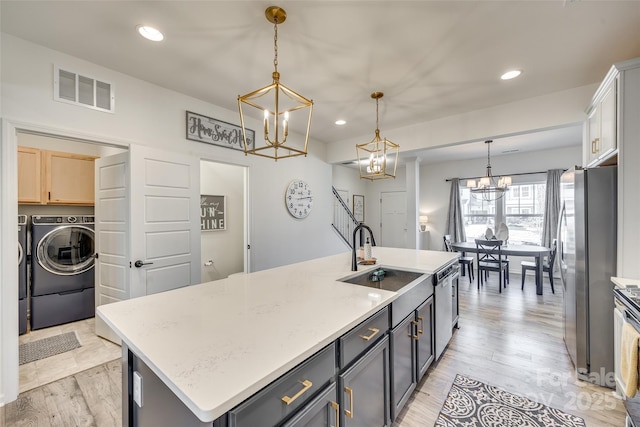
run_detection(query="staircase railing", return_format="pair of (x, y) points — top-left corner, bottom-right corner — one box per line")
(332, 186), (360, 249)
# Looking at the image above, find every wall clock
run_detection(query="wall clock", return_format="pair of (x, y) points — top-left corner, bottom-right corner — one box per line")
(285, 180), (313, 219)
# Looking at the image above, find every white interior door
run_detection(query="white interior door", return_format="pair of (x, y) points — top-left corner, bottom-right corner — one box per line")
(380, 191), (407, 248)
(95, 145), (200, 341)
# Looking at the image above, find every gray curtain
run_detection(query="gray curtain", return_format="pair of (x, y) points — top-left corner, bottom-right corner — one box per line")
(445, 179), (466, 244)
(541, 169), (563, 248)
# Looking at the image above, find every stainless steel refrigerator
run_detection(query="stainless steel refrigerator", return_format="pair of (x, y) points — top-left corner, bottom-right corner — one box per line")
(557, 166), (617, 388)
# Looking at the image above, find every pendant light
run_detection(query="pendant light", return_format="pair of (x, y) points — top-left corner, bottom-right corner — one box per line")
(356, 92), (399, 180)
(467, 140), (511, 201)
(237, 6), (314, 161)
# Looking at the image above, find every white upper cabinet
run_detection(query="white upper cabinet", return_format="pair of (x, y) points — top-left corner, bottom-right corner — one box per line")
(586, 57), (640, 279)
(584, 73), (618, 167)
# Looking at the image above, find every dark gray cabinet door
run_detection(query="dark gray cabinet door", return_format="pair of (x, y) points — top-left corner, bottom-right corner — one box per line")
(339, 336), (390, 427)
(228, 343), (336, 427)
(282, 382), (339, 427)
(390, 314), (416, 421)
(129, 351), (210, 427)
(416, 296), (434, 380)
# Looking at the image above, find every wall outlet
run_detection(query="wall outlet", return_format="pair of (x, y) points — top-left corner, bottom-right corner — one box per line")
(133, 371), (143, 407)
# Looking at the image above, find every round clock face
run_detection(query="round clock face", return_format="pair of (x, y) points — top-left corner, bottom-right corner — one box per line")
(286, 180), (313, 219)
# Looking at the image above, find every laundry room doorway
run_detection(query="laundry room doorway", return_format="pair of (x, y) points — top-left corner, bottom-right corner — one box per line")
(16, 131), (127, 337)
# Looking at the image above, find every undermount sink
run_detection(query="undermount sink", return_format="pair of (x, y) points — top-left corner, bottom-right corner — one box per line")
(339, 268), (426, 292)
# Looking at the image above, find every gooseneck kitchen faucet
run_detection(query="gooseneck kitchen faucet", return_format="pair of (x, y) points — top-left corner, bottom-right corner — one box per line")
(352, 224), (377, 271)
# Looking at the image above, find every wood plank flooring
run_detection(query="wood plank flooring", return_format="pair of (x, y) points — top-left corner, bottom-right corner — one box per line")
(394, 274), (626, 427)
(2, 273), (626, 426)
(17, 318), (121, 393)
(3, 359), (121, 427)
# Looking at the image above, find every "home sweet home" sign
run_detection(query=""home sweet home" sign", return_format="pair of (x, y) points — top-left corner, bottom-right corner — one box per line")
(187, 111), (254, 152)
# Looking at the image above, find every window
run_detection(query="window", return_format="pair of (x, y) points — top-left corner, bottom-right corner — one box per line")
(460, 181), (546, 245)
(460, 188), (496, 239)
(504, 183), (545, 245)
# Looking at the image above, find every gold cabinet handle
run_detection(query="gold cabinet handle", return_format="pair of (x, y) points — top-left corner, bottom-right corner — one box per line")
(359, 327), (379, 341)
(594, 137), (600, 153)
(409, 321), (419, 340)
(281, 379), (313, 405)
(591, 139), (596, 154)
(330, 401), (340, 427)
(345, 386), (354, 419)
(418, 316), (424, 335)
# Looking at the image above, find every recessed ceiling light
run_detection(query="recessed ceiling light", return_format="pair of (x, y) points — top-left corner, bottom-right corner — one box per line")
(335, 119), (346, 126)
(137, 25), (164, 42)
(501, 70), (522, 80)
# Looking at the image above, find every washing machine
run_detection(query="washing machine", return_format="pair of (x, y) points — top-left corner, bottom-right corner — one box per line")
(18, 215), (27, 334)
(30, 215), (95, 330)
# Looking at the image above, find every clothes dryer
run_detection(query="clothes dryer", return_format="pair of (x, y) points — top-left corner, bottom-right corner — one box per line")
(18, 214), (27, 334)
(30, 215), (95, 330)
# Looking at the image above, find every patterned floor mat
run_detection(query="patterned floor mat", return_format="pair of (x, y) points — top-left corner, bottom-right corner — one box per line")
(435, 374), (586, 427)
(19, 331), (81, 365)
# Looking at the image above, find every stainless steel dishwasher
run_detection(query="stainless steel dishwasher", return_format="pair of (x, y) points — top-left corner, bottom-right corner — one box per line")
(434, 261), (459, 360)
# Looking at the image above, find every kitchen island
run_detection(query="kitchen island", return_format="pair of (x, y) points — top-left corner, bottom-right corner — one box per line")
(97, 247), (458, 427)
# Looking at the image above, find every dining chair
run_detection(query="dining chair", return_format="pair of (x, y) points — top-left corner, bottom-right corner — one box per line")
(494, 223), (511, 283)
(443, 235), (474, 282)
(475, 238), (509, 292)
(521, 239), (557, 293)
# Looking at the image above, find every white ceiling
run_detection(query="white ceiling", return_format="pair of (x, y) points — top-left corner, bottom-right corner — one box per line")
(2, 1), (639, 162)
(398, 124), (583, 165)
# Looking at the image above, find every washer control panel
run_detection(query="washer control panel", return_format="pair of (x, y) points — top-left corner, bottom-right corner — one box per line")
(32, 215), (95, 225)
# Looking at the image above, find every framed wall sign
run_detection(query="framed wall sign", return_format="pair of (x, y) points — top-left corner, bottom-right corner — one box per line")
(201, 195), (226, 231)
(186, 111), (254, 152)
(353, 195), (364, 222)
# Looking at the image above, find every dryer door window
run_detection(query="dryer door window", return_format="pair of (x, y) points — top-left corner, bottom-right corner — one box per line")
(36, 226), (95, 275)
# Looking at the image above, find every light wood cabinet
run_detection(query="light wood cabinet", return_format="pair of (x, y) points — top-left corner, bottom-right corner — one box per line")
(18, 147), (97, 205)
(44, 150), (96, 205)
(17, 146), (42, 203)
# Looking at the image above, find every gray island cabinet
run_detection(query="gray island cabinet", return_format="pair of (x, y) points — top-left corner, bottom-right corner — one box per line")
(97, 248), (459, 427)
(389, 277), (435, 421)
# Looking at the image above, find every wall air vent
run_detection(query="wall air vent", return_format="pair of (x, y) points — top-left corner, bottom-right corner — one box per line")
(53, 65), (115, 113)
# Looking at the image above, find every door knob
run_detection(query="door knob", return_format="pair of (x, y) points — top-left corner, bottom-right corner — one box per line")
(134, 260), (154, 268)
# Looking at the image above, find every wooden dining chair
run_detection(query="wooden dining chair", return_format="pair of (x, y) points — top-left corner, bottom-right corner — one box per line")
(475, 238), (509, 292)
(521, 239), (557, 293)
(443, 235), (474, 282)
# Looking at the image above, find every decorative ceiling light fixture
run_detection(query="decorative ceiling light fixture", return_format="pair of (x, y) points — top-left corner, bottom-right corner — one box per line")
(466, 140), (511, 201)
(238, 6), (313, 161)
(356, 92), (399, 180)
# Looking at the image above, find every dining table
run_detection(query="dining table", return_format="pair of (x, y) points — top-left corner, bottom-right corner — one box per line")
(450, 241), (551, 295)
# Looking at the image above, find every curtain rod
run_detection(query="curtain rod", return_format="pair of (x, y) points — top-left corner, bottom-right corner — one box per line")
(445, 169), (564, 182)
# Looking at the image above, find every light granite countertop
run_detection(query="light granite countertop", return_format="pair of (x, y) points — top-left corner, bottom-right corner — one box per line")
(96, 247), (458, 422)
